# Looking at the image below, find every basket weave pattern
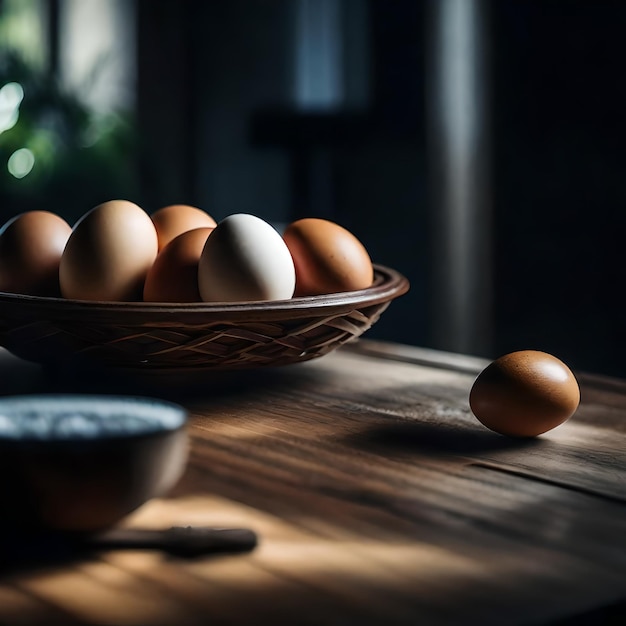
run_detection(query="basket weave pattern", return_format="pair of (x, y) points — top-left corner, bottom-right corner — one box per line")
(0, 265), (407, 372)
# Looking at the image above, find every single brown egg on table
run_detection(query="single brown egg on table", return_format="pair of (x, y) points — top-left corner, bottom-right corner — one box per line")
(60, 199), (158, 301)
(144, 227), (214, 302)
(469, 350), (580, 437)
(0, 211), (72, 296)
(282, 217), (374, 296)
(151, 204), (217, 251)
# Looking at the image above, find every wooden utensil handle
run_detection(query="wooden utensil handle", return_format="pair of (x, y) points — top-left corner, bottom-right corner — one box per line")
(91, 526), (258, 557)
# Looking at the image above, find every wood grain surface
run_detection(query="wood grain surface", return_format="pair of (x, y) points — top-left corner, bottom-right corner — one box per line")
(0, 339), (625, 625)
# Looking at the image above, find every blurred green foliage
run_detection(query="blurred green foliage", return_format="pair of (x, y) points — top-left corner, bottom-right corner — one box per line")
(0, 50), (138, 226)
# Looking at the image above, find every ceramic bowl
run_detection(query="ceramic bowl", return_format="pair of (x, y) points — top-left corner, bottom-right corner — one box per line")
(0, 394), (188, 534)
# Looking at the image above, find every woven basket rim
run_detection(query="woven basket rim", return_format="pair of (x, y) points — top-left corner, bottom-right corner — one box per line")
(0, 264), (409, 318)
(0, 264), (409, 374)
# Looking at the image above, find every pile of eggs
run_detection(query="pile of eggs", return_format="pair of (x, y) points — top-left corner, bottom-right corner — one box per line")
(0, 200), (374, 302)
(0, 201), (584, 440)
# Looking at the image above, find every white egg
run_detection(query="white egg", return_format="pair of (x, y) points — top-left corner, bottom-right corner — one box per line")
(198, 213), (295, 302)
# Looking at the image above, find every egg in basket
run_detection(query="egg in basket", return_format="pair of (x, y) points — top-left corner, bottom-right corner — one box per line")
(0, 201), (409, 374)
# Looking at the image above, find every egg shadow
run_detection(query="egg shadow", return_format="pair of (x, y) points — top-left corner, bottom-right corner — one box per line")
(328, 381), (543, 458)
(344, 418), (543, 458)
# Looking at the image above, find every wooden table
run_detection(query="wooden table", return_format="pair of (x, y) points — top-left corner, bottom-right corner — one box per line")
(0, 339), (625, 625)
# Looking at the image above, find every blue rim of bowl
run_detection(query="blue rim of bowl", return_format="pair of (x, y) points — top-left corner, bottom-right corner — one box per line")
(0, 394), (188, 442)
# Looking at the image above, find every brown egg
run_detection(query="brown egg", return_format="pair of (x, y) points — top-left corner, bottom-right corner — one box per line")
(0, 211), (72, 296)
(282, 218), (374, 296)
(151, 204), (217, 251)
(144, 227), (214, 302)
(60, 200), (158, 301)
(469, 350), (580, 437)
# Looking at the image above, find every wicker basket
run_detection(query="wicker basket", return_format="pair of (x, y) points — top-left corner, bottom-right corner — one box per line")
(0, 264), (408, 374)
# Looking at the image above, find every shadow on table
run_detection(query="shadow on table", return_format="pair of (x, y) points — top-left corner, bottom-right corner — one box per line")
(0, 525), (253, 578)
(0, 337), (333, 398)
(544, 601), (626, 626)
(344, 416), (543, 457)
(0, 529), (91, 577)
(332, 381), (543, 457)
(0, 355), (329, 404)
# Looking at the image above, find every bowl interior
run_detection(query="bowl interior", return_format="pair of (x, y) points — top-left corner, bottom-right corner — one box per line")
(0, 394), (188, 442)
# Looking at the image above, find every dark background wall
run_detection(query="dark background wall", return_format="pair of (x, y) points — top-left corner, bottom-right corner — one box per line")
(491, 1), (626, 377)
(136, 0), (431, 357)
(1, 0), (625, 378)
